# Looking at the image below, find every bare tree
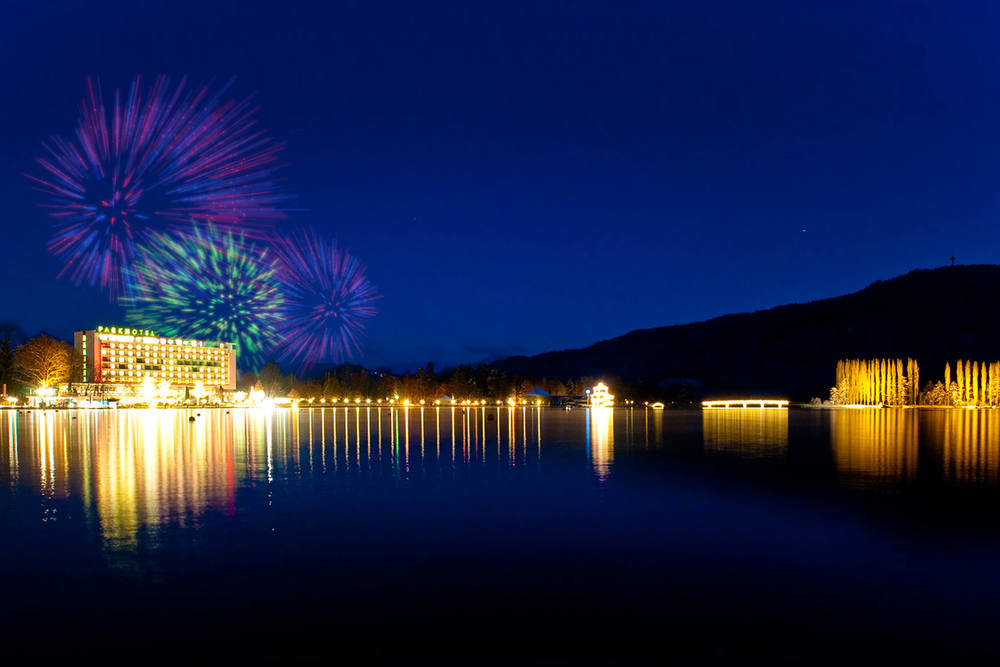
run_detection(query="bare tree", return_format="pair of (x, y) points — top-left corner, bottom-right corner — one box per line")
(14, 334), (74, 389)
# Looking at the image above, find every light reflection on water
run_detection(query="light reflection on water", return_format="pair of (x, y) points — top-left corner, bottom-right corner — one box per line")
(8, 406), (1000, 662)
(10, 406), (1000, 550)
(927, 409), (1000, 483)
(1, 407), (548, 550)
(702, 408), (788, 459)
(587, 407), (614, 481)
(829, 408), (1000, 487)
(832, 409), (919, 486)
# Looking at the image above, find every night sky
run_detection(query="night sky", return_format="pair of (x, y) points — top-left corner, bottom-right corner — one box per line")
(3, 1), (1000, 370)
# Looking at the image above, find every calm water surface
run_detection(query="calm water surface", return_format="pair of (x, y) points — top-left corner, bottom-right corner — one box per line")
(3, 406), (1000, 662)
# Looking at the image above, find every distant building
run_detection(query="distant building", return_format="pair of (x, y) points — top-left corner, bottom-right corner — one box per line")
(73, 325), (238, 396)
(523, 387), (552, 405)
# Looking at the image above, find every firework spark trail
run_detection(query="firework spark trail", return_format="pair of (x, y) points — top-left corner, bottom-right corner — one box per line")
(123, 223), (283, 371)
(271, 228), (379, 373)
(27, 76), (288, 300)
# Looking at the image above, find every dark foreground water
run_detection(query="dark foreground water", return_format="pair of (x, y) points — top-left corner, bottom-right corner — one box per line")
(3, 406), (1000, 663)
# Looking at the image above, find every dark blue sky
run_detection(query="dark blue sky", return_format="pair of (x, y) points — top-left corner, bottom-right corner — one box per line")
(3, 1), (1000, 369)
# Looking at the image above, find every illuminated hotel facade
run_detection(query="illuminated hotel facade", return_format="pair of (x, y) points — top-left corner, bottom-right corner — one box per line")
(74, 325), (238, 393)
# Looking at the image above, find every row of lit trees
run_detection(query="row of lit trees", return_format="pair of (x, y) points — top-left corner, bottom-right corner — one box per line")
(831, 358), (919, 406)
(940, 360), (1000, 407)
(831, 358), (1000, 407)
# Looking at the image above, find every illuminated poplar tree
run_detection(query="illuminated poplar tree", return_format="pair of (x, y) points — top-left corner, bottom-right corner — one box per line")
(830, 358), (920, 406)
(874, 359), (881, 404)
(890, 359), (897, 405)
(981, 362), (987, 406)
(885, 358), (891, 404)
(966, 360), (973, 403)
(906, 359), (913, 404)
(957, 360), (965, 404)
(990, 361), (1000, 406)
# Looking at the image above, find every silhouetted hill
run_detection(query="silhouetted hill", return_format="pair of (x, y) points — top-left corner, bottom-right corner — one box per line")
(495, 266), (1000, 400)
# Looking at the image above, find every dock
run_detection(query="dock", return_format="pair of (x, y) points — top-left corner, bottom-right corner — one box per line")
(701, 399), (789, 409)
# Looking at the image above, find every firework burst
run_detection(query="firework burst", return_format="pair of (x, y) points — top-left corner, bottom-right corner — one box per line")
(27, 76), (288, 299)
(123, 223), (283, 371)
(272, 228), (379, 372)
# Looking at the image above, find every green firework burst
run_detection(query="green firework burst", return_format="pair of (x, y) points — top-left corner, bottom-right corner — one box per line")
(123, 223), (283, 371)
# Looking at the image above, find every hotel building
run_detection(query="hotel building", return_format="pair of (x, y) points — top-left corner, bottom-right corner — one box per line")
(74, 325), (238, 393)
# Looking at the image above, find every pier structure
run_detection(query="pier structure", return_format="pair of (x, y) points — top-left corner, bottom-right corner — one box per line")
(701, 399), (789, 409)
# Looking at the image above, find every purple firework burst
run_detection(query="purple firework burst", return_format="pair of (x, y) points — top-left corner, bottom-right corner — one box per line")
(26, 76), (288, 299)
(271, 228), (379, 372)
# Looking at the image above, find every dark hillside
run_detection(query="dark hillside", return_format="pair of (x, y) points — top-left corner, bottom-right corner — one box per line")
(495, 266), (1000, 400)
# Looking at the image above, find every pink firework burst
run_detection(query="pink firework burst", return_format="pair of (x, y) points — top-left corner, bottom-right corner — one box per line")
(26, 76), (289, 300)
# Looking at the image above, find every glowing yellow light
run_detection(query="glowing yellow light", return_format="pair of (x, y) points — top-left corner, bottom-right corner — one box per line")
(434, 400), (440, 405)
(701, 399), (788, 409)
(589, 382), (614, 408)
(140, 375), (156, 406)
(651, 402), (665, 410)
(156, 379), (175, 404)
(419, 399), (425, 405)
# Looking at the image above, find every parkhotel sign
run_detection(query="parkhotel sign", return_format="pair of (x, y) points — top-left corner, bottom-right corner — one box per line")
(96, 325), (156, 336)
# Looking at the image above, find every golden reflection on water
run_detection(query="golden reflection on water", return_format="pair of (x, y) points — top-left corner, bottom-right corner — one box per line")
(831, 409), (918, 486)
(14, 406), (1000, 551)
(587, 407), (614, 481)
(0, 407), (544, 550)
(927, 409), (1000, 483)
(702, 409), (788, 459)
(94, 410), (245, 543)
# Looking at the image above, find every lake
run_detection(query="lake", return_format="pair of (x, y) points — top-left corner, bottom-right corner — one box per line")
(3, 406), (1000, 663)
